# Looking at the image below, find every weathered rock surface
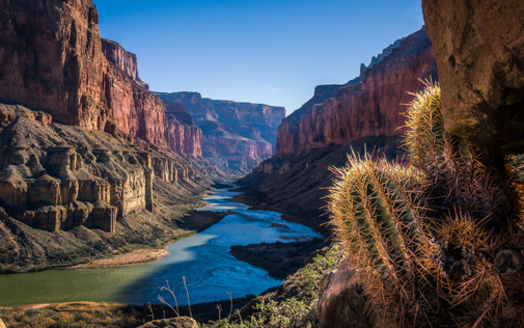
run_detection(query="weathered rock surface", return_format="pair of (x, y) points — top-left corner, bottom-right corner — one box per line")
(156, 92), (285, 173)
(276, 27), (437, 156)
(101, 38), (148, 89)
(317, 259), (371, 328)
(422, 0), (524, 153)
(0, 0), (203, 158)
(138, 317), (198, 328)
(164, 103), (203, 157)
(0, 103), (209, 272)
(0, 0), (108, 128)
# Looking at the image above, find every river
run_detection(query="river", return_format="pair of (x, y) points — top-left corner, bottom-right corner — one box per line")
(0, 185), (321, 306)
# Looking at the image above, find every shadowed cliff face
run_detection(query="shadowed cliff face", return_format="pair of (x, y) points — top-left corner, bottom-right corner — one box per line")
(156, 92), (285, 173)
(276, 27), (437, 157)
(239, 27), (437, 228)
(422, 0), (524, 153)
(0, 0), (203, 158)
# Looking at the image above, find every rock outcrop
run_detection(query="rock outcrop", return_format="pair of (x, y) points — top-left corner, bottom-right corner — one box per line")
(317, 259), (371, 328)
(276, 27), (437, 156)
(0, 104), (203, 233)
(138, 317), (198, 328)
(0, 103), (209, 272)
(0, 0), (203, 158)
(422, 0), (524, 153)
(156, 92), (285, 172)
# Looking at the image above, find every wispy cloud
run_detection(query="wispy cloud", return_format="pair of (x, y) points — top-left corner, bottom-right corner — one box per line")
(263, 84), (280, 92)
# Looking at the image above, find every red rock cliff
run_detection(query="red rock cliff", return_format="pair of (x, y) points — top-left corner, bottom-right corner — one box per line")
(0, 0), (108, 129)
(276, 27), (438, 156)
(164, 103), (203, 157)
(156, 92), (285, 172)
(0, 0), (203, 158)
(101, 38), (149, 90)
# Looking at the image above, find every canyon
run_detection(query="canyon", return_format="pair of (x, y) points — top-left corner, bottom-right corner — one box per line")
(1, 0), (522, 326)
(156, 92), (285, 173)
(0, 0), (287, 273)
(0, 0), (209, 272)
(239, 27), (438, 227)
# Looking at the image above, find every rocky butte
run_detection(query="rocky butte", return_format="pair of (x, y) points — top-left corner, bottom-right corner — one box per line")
(0, 0), (208, 272)
(156, 92), (285, 173)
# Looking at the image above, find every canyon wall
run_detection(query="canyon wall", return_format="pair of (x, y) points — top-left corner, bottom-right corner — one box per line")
(164, 103), (203, 157)
(239, 27), (438, 231)
(156, 92), (285, 172)
(422, 0), (524, 153)
(0, 0), (202, 158)
(0, 0), (108, 129)
(0, 104), (204, 234)
(276, 27), (437, 157)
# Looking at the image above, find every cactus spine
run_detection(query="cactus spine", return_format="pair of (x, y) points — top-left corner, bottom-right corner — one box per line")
(329, 81), (524, 327)
(328, 157), (440, 327)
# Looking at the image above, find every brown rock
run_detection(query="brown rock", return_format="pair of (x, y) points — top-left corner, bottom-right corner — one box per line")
(102, 38), (141, 85)
(317, 259), (372, 328)
(138, 317), (198, 328)
(0, 104), (201, 233)
(276, 27), (437, 156)
(422, 0), (524, 153)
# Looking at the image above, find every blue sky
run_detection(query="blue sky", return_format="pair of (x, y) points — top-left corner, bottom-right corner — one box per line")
(95, 0), (424, 115)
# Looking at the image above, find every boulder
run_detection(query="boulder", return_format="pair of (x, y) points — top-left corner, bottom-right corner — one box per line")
(422, 0), (524, 153)
(138, 317), (198, 328)
(317, 259), (372, 328)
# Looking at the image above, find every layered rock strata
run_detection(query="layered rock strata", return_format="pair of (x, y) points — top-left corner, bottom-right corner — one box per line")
(0, 0), (108, 128)
(0, 104), (202, 234)
(0, 0), (202, 158)
(156, 92), (285, 172)
(164, 103), (203, 157)
(276, 27), (437, 156)
(422, 0), (524, 153)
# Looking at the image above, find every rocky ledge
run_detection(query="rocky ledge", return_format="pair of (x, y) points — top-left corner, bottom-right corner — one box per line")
(0, 103), (209, 272)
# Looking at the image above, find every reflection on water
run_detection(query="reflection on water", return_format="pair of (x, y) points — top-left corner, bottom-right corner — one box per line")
(0, 184), (321, 306)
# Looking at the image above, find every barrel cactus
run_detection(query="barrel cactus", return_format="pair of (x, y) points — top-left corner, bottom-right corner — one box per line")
(328, 157), (441, 327)
(328, 81), (524, 327)
(402, 80), (514, 227)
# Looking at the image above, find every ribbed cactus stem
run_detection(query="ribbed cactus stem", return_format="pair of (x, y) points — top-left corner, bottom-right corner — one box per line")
(329, 156), (428, 283)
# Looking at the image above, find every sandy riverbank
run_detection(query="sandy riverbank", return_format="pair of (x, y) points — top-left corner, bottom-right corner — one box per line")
(71, 248), (169, 269)
(69, 210), (234, 269)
